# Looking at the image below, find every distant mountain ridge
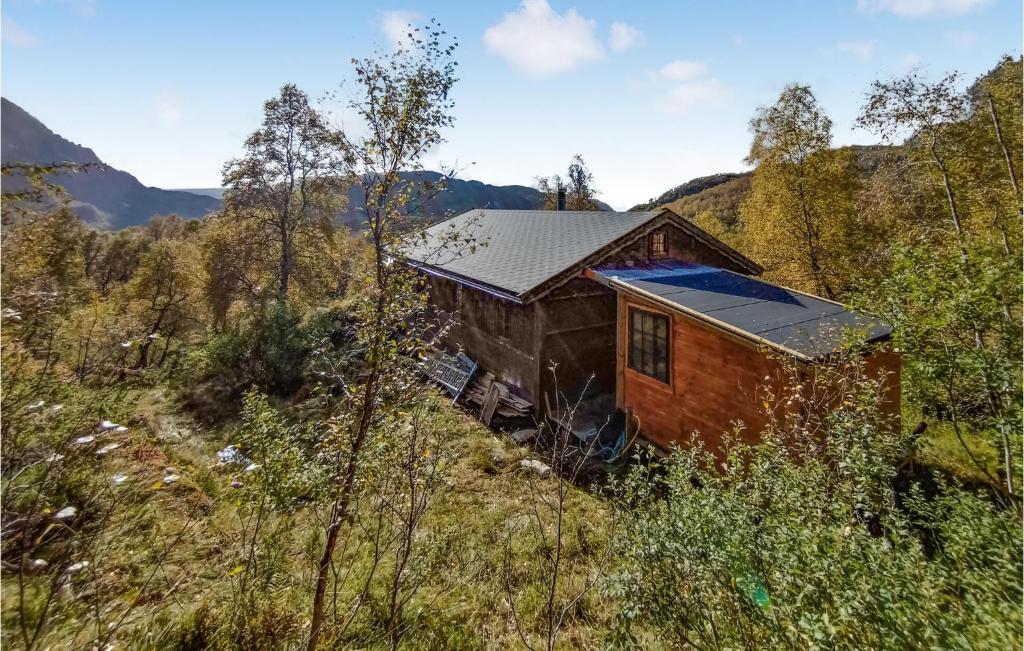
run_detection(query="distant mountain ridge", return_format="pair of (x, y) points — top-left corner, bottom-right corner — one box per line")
(179, 171), (611, 230)
(629, 172), (749, 212)
(634, 145), (894, 231)
(1, 98), (222, 229)
(2, 96), (611, 230)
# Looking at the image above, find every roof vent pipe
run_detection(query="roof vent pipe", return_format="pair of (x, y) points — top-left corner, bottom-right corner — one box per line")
(556, 188), (566, 211)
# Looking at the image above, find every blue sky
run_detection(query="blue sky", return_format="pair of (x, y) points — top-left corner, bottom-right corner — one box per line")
(2, 0), (1020, 209)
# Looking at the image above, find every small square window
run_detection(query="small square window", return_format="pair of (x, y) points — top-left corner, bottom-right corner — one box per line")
(628, 308), (670, 383)
(650, 231), (667, 257)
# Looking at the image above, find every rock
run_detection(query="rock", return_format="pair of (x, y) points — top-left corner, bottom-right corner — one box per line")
(519, 459), (551, 479)
(162, 474), (180, 485)
(511, 428), (538, 445)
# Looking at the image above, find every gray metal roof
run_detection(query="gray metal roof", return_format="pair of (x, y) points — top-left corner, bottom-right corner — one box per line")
(594, 261), (891, 359)
(405, 209), (660, 299)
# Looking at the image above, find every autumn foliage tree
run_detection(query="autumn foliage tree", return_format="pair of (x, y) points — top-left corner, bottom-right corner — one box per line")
(222, 84), (353, 302)
(741, 84), (857, 299)
(537, 154), (601, 210)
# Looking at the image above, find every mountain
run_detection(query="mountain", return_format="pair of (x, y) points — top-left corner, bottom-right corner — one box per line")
(2, 97), (609, 231)
(629, 172), (749, 212)
(634, 145), (894, 231)
(180, 171), (610, 230)
(1, 98), (221, 229)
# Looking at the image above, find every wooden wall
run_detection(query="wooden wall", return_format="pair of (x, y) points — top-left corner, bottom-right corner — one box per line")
(616, 292), (902, 454)
(428, 276), (541, 402)
(537, 279), (617, 404)
(602, 219), (753, 273)
(617, 292), (783, 452)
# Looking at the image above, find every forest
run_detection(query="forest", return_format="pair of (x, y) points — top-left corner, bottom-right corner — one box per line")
(1, 23), (1021, 651)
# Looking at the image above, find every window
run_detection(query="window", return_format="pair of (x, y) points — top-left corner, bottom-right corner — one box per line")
(628, 308), (669, 383)
(650, 230), (667, 257)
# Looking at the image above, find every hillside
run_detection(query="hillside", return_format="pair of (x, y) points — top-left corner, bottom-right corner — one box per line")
(629, 172), (748, 212)
(637, 145), (894, 231)
(1, 98), (222, 229)
(181, 171), (605, 230)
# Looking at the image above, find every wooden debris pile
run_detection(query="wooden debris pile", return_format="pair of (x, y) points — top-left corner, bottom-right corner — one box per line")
(464, 372), (532, 425)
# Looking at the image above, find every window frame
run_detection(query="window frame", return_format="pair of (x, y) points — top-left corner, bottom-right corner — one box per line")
(649, 229), (668, 258)
(627, 307), (671, 384)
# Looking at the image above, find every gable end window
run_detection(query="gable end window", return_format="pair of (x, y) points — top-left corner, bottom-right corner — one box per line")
(628, 308), (669, 383)
(650, 230), (668, 257)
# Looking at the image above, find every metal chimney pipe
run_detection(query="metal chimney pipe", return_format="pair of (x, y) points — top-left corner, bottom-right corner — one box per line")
(556, 188), (566, 211)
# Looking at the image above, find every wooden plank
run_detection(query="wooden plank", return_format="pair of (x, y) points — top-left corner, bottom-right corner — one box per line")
(480, 382), (501, 427)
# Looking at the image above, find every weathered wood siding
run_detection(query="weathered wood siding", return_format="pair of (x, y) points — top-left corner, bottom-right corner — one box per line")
(428, 276), (540, 401)
(602, 220), (753, 273)
(537, 279), (617, 404)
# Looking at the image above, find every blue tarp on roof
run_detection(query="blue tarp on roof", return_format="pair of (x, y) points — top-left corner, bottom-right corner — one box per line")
(593, 261), (891, 359)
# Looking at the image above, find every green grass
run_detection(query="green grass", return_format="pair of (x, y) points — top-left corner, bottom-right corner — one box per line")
(2, 384), (618, 650)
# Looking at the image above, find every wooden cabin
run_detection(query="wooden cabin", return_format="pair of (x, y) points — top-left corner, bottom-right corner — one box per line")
(404, 207), (899, 452)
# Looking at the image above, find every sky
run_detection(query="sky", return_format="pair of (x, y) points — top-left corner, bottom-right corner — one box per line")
(1, 0), (1021, 210)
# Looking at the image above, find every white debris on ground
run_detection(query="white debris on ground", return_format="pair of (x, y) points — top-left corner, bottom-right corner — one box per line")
(216, 445), (250, 466)
(46, 453), (65, 463)
(111, 473), (129, 486)
(27, 400), (45, 411)
(96, 443), (121, 456)
(54, 506), (77, 521)
(74, 435), (95, 445)
(519, 459), (552, 479)
(162, 474), (180, 485)
(98, 420), (120, 431)
(50, 404), (64, 413)
(64, 560), (89, 575)
(243, 463), (260, 473)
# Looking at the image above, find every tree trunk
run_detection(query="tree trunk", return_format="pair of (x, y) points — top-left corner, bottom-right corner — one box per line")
(279, 225), (292, 301)
(987, 92), (1020, 199)
(929, 139), (968, 261)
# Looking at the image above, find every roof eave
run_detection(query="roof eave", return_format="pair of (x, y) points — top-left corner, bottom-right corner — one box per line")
(406, 259), (525, 304)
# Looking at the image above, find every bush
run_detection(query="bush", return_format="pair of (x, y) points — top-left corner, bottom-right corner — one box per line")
(606, 362), (1023, 650)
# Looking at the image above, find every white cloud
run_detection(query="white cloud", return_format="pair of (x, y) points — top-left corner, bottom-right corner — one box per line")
(379, 10), (423, 52)
(653, 79), (728, 114)
(856, 0), (990, 17)
(652, 59), (707, 82)
(732, 33), (746, 47)
(2, 16), (39, 47)
(609, 22), (644, 52)
(835, 40), (878, 60)
(482, 0), (604, 78)
(155, 93), (183, 128)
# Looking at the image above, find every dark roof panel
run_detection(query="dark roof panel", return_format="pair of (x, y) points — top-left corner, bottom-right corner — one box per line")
(593, 260), (892, 359)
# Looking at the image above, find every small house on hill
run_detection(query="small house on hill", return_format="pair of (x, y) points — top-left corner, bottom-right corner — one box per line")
(404, 205), (899, 452)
